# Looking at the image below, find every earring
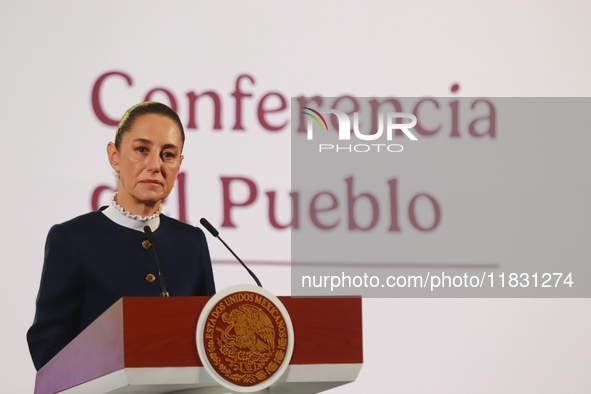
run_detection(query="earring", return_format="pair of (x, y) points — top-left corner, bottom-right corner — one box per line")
(115, 170), (120, 178)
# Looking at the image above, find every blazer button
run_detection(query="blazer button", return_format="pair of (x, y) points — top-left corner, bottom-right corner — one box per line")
(142, 240), (152, 249)
(146, 273), (156, 283)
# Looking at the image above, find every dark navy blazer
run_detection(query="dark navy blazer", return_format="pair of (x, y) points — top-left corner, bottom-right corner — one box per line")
(27, 209), (216, 370)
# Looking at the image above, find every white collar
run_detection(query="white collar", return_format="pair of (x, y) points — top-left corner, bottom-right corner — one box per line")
(101, 193), (160, 233)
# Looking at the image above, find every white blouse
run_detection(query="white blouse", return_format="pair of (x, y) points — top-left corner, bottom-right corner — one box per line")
(101, 193), (161, 233)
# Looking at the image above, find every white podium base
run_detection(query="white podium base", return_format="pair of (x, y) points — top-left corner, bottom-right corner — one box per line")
(59, 364), (362, 394)
(173, 388), (270, 394)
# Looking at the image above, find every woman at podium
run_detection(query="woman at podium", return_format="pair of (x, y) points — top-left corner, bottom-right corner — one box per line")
(26, 102), (216, 370)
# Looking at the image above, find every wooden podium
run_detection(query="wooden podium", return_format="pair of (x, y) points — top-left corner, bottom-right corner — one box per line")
(34, 296), (363, 394)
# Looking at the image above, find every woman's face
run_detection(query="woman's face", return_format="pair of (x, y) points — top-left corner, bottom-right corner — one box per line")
(107, 114), (183, 215)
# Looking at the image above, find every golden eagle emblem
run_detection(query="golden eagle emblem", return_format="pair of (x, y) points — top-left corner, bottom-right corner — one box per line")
(203, 291), (289, 386)
(221, 304), (275, 353)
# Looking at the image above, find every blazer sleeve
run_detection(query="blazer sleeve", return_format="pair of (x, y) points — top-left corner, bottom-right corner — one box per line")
(27, 224), (84, 370)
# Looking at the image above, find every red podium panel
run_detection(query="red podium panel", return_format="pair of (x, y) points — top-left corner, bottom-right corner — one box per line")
(34, 296), (362, 394)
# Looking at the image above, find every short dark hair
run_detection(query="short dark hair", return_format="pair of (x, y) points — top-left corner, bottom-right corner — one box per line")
(114, 102), (185, 150)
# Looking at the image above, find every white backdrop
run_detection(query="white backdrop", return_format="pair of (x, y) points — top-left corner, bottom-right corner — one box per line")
(1, 1), (590, 393)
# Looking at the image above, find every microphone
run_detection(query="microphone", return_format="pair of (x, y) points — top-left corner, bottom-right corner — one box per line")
(143, 226), (170, 297)
(199, 218), (262, 287)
